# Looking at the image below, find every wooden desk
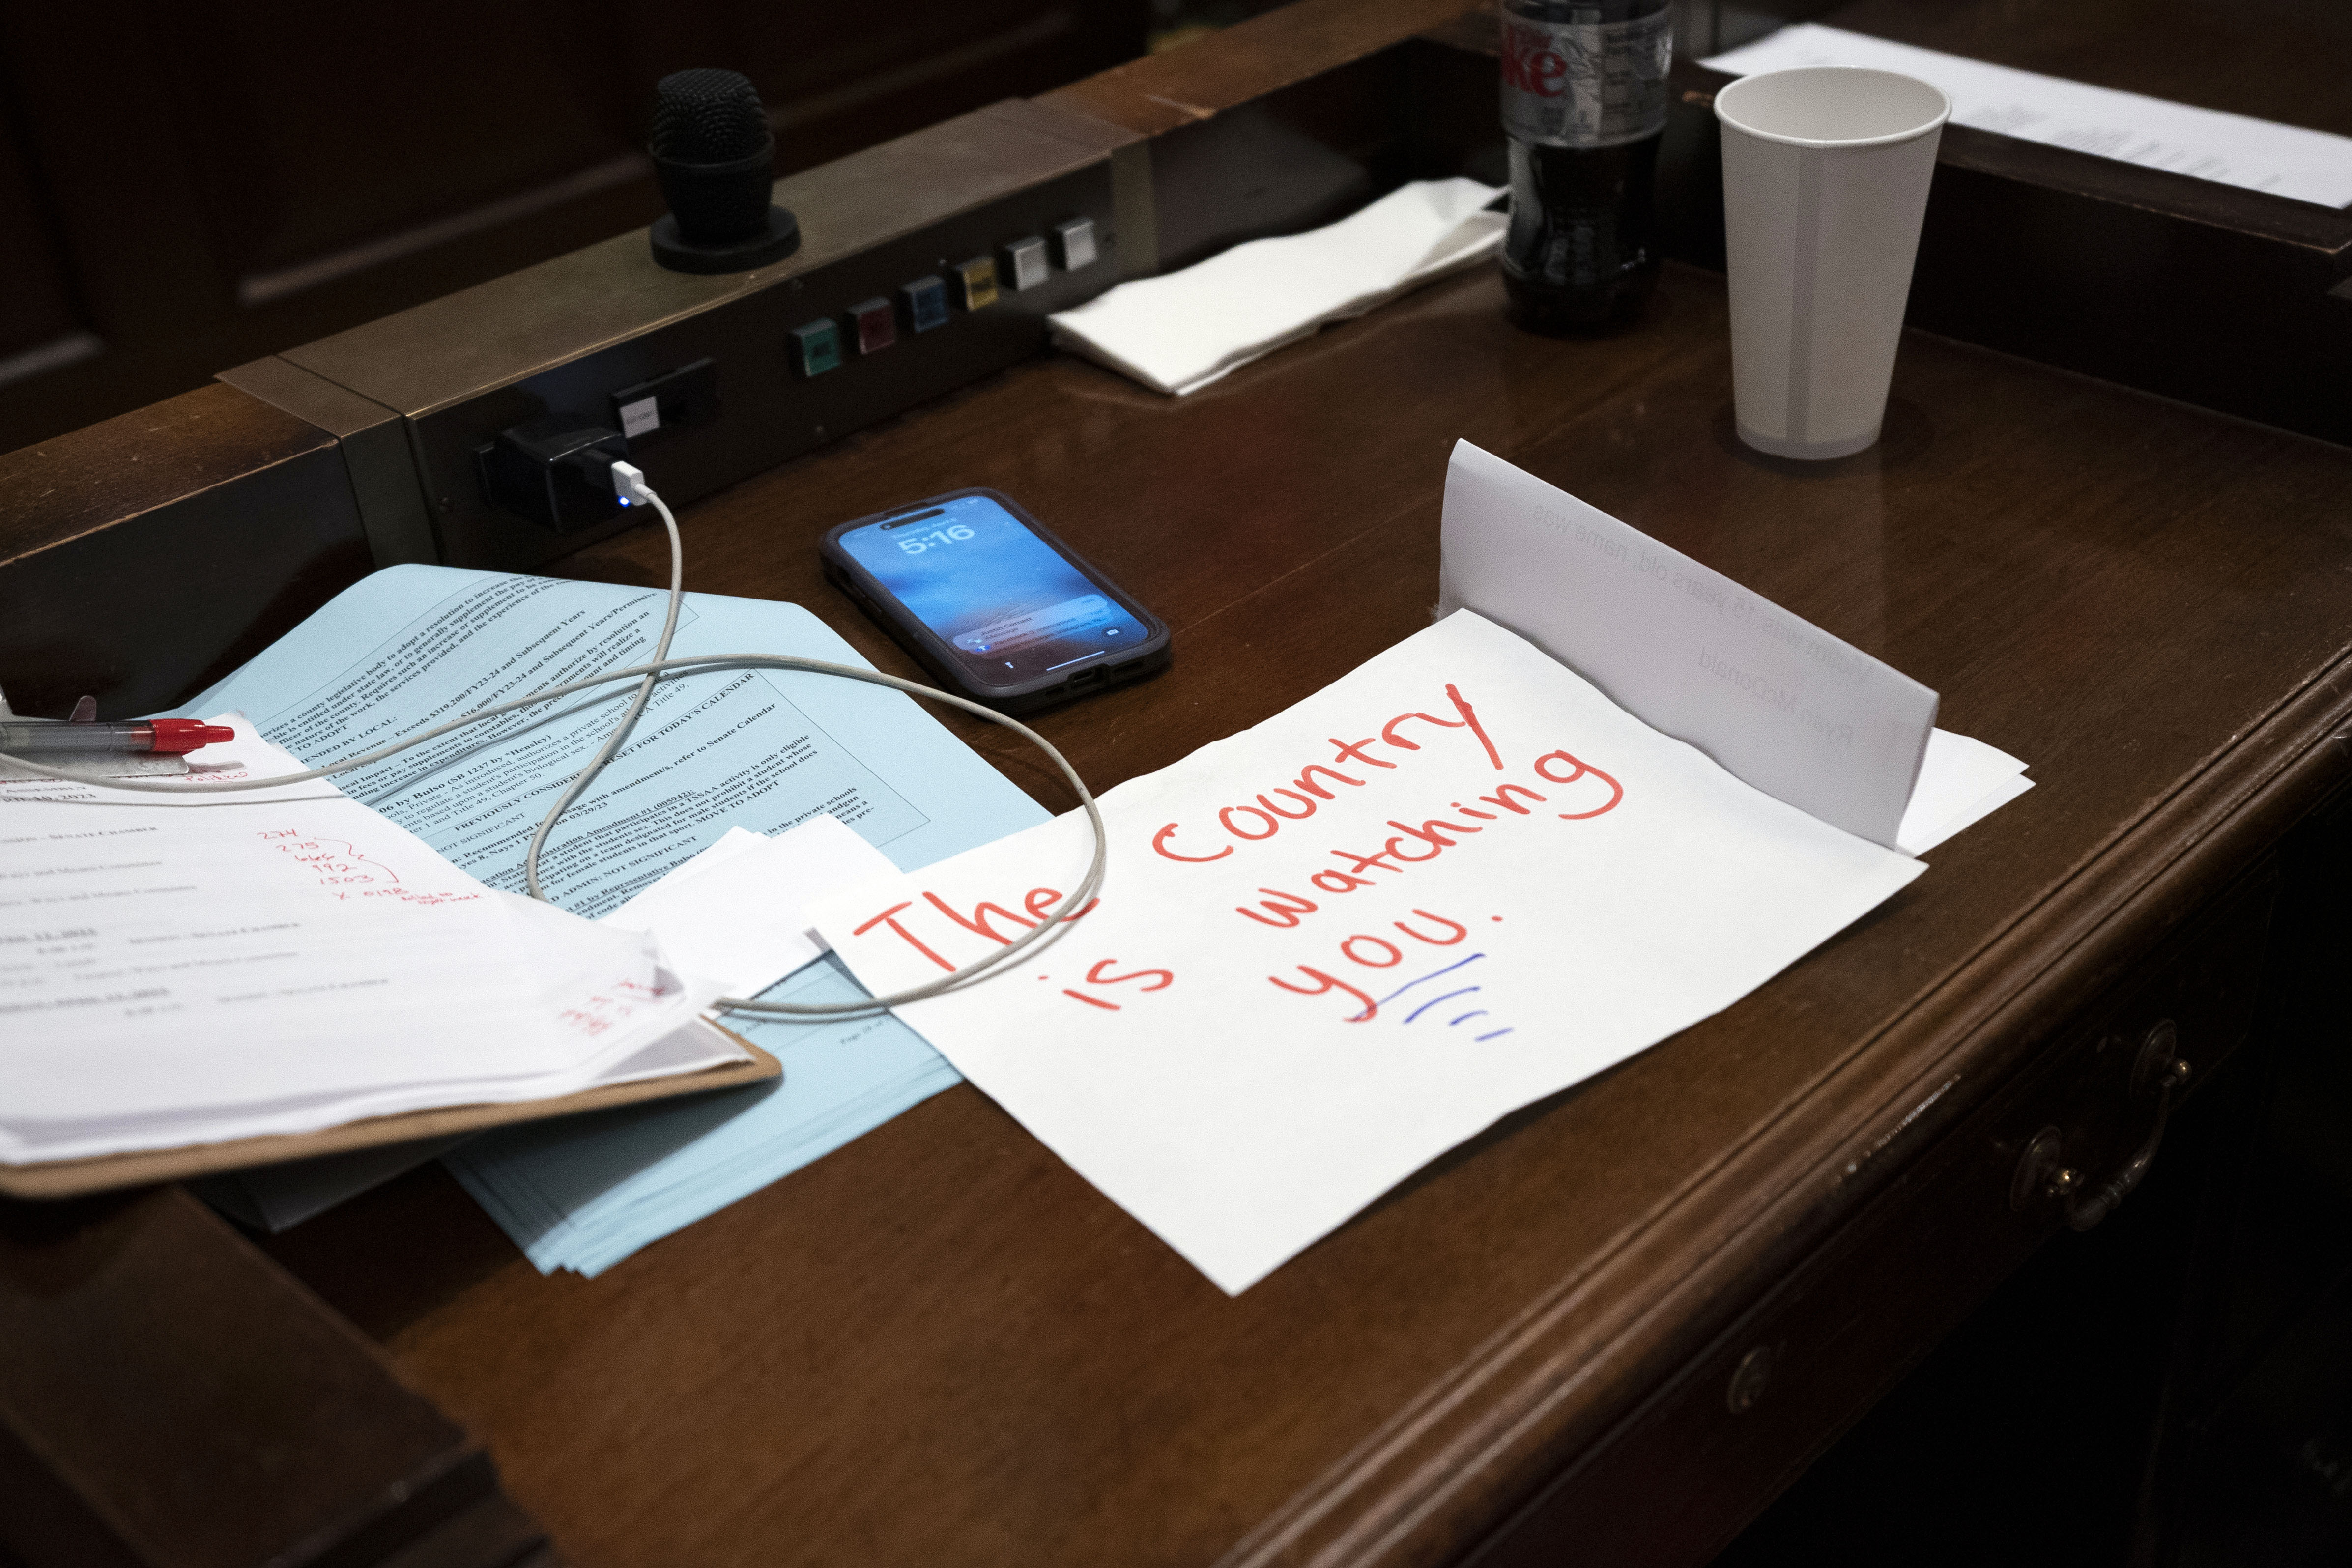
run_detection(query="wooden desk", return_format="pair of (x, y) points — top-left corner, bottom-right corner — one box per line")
(230, 258), (2352, 1566)
(8, 5), (2352, 1561)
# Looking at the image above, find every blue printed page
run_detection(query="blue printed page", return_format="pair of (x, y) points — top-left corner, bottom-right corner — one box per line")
(184, 565), (1046, 1268)
(180, 565), (1044, 911)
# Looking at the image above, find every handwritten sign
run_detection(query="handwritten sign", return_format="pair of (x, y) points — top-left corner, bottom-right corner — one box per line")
(808, 612), (1924, 1293)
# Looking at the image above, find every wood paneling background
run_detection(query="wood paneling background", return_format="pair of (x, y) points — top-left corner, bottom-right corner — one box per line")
(0, 1), (1152, 455)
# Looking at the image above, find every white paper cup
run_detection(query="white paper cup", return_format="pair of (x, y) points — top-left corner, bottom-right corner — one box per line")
(1716, 67), (1950, 460)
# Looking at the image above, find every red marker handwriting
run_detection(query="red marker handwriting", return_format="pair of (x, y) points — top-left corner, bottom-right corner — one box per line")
(1160, 680), (1541, 862)
(1265, 910), (1472, 1021)
(855, 885), (1098, 972)
(1533, 750), (1624, 818)
(1061, 957), (1176, 1011)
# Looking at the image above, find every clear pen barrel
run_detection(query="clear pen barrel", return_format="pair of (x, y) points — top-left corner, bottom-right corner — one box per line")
(0, 723), (148, 753)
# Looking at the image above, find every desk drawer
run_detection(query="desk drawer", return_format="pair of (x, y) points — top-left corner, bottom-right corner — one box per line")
(1465, 867), (2280, 1568)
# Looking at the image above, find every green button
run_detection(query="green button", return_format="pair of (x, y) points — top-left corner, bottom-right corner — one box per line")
(791, 319), (842, 377)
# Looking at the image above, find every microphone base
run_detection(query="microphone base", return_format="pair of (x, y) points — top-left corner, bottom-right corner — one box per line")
(650, 206), (800, 274)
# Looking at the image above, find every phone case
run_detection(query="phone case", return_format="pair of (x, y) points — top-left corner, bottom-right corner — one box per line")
(821, 488), (1171, 714)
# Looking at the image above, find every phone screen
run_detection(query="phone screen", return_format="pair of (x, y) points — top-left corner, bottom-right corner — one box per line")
(834, 494), (1152, 686)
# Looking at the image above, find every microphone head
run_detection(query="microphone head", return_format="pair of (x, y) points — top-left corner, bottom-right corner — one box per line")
(651, 69), (770, 164)
(645, 66), (799, 271)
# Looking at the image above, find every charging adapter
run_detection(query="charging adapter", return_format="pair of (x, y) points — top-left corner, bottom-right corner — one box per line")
(481, 416), (631, 532)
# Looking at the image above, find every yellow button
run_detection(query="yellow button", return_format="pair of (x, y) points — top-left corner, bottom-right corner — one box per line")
(955, 256), (999, 311)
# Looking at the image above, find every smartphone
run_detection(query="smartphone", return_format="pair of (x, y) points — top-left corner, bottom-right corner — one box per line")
(821, 489), (1171, 713)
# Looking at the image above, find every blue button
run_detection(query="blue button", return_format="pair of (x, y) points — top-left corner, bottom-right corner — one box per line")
(901, 275), (949, 333)
(791, 319), (841, 377)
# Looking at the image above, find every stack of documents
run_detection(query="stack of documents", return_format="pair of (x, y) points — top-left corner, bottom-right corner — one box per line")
(179, 567), (1046, 1266)
(150, 486), (2033, 1281)
(450, 818), (956, 1276)
(0, 720), (746, 1171)
(452, 952), (957, 1275)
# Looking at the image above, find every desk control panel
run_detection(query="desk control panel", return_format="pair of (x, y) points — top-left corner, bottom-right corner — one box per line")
(235, 100), (1142, 574)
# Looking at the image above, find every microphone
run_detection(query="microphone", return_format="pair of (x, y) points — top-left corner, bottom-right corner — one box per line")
(648, 68), (800, 274)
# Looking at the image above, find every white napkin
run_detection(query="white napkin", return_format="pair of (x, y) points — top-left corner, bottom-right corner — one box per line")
(1049, 177), (1507, 396)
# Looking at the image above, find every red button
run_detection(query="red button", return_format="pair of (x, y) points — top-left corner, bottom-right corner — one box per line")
(849, 298), (895, 355)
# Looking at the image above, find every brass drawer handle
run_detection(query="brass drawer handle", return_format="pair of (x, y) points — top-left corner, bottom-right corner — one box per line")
(1725, 1345), (1775, 1415)
(2010, 1020), (2190, 1232)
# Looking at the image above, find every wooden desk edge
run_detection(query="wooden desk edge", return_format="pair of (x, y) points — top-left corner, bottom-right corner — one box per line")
(1213, 653), (2352, 1567)
(0, 1038), (780, 1202)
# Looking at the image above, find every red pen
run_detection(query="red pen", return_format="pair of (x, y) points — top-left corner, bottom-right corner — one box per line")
(0, 718), (236, 755)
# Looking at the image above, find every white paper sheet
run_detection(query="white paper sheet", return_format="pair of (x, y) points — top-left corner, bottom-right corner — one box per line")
(808, 612), (1923, 1293)
(1048, 178), (1506, 396)
(1439, 440), (1937, 846)
(0, 717), (739, 1164)
(600, 816), (898, 995)
(1893, 728), (2032, 856)
(1704, 24), (2352, 208)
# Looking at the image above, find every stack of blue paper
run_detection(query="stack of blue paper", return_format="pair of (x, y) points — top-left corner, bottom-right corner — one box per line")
(449, 953), (956, 1275)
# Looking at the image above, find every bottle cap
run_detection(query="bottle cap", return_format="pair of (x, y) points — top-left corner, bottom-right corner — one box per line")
(148, 720), (237, 754)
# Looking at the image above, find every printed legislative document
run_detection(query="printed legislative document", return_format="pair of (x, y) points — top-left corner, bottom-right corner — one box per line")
(0, 719), (737, 1166)
(1704, 24), (2352, 208)
(180, 566), (1033, 917)
(808, 612), (1925, 1294)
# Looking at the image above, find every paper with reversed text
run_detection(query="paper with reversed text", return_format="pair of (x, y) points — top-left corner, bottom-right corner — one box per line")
(807, 612), (1924, 1294)
(1439, 441), (1939, 848)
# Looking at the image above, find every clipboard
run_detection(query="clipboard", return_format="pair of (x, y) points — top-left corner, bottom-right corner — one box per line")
(0, 1019), (780, 1200)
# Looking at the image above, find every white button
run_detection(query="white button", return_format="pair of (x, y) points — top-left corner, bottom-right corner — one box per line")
(1003, 235), (1050, 291)
(617, 396), (660, 439)
(1053, 217), (1098, 271)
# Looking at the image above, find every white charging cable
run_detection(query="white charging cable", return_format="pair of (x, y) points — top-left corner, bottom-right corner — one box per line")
(0, 461), (1107, 1019)
(519, 460), (680, 906)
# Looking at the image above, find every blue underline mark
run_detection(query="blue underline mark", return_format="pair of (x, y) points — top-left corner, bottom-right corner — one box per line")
(1405, 987), (1480, 1024)
(1377, 952), (1484, 1007)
